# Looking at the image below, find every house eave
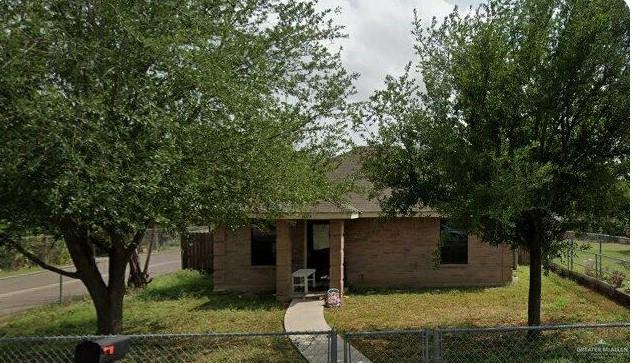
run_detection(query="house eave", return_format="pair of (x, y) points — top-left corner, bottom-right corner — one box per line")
(276, 210), (440, 220)
(278, 211), (360, 220)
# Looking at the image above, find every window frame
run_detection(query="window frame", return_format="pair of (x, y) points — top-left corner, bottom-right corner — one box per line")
(250, 221), (277, 266)
(439, 219), (469, 265)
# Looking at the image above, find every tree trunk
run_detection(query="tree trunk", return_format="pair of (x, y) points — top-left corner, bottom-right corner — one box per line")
(527, 216), (544, 338)
(98, 246), (127, 334)
(527, 237), (542, 326)
(128, 249), (151, 288)
(60, 222), (131, 334)
(92, 286), (125, 335)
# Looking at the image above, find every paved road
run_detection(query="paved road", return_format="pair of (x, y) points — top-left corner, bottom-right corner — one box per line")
(0, 248), (181, 315)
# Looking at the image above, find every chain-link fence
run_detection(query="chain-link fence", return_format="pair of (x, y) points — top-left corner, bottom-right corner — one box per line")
(343, 329), (428, 362)
(0, 323), (628, 362)
(0, 331), (332, 363)
(555, 234), (629, 293)
(343, 323), (628, 363)
(437, 323), (629, 363)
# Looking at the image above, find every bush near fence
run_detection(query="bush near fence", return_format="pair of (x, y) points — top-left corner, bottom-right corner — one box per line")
(1, 323), (628, 363)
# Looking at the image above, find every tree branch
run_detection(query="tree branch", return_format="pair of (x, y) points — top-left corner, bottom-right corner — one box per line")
(125, 230), (147, 260)
(88, 233), (112, 254)
(0, 234), (80, 279)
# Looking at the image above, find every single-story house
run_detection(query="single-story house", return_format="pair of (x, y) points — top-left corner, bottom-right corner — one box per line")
(212, 151), (513, 302)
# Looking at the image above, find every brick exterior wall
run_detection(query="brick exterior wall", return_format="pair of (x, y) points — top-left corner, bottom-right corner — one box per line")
(275, 220), (292, 301)
(212, 217), (512, 293)
(212, 226), (275, 292)
(345, 217), (513, 288)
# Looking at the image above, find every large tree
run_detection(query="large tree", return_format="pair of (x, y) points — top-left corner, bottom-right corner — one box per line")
(362, 0), (628, 327)
(0, 0), (355, 334)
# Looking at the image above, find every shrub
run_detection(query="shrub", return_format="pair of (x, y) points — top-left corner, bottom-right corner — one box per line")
(606, 271), (626, 289)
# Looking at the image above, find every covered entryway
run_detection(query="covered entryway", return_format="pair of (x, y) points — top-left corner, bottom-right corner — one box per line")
(275, 219), (345, 302)
(307, 221), (330, 288)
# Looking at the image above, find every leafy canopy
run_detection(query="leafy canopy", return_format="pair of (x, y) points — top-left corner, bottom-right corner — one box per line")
(363, 0), (629, 254)
(0, 0), (356, 243)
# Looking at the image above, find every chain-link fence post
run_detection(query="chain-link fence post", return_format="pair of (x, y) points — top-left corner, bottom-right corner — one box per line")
(329, 330), (337, 363)
(342, 333), (349, 363)
(599, 253), (603, 278)
(433, 329), (441, 363)
(423, 330), (429, 363)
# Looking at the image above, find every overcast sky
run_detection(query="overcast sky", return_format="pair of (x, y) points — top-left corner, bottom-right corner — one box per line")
(316, 0), (485, 102)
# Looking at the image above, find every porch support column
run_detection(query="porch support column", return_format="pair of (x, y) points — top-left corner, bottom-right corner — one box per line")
(276, 219), (292, 302)
(329, 219), (344, 296)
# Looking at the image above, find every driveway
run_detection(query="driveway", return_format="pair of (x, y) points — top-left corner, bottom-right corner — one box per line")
(0, 248), (182, 315)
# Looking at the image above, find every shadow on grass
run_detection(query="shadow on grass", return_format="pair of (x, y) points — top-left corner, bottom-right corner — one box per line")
(136, 269), (281, 312)
(136, 270), (215, 301)
(192, 291), (280, 312)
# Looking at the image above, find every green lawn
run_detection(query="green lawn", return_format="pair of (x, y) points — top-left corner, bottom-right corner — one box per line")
(0, 270), (287, 336)
(325, 267), (628, 332)
(584, 241), (630, 258)
(559, 241), (630, 293)
(1, 267), (629, 362)
(325, 267), (629, 362)
(0, 270), (304, 362)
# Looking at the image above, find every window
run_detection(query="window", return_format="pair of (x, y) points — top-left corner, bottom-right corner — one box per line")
(311, 223), (329, 250)
(251, 221), (276, 266)
(439, 219), (468, 264)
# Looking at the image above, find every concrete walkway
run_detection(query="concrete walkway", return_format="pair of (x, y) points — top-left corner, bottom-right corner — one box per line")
(284, 298), (371, 363)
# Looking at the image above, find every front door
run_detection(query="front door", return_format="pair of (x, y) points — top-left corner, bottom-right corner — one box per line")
(307, 221), (330, 285)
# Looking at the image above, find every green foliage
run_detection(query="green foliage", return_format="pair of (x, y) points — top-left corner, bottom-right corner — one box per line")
(0, 235), (70, 271)
(0, 0), (356, 243)
(363, 0), (629, 258)
(0, 0), (355, 333)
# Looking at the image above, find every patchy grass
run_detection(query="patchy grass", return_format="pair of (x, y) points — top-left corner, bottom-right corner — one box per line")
(326, 267), (629, 363)
(325, 267), (628, 332)
(0, 270), (287, 336)
(0, 270), (303, 362)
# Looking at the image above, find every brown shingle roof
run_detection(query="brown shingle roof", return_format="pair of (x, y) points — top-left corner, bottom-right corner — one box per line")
(299, 148), (434, 217)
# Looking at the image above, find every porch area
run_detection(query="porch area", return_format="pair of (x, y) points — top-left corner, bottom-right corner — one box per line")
(275, 219), (345, 302)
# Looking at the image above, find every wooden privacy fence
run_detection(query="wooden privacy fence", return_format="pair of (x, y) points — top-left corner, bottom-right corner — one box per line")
(181, 232), (213, 272)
